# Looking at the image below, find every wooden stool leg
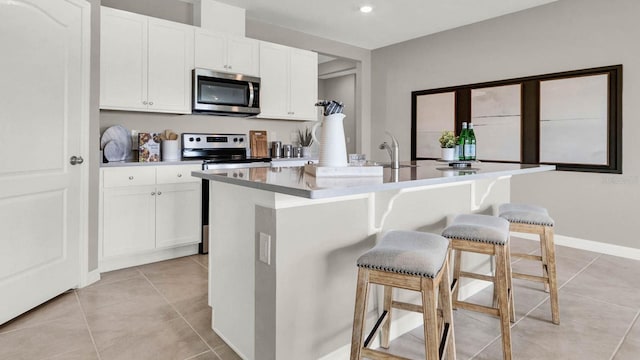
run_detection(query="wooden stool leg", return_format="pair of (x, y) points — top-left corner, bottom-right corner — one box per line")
(540, 231), (550, 292)
(494, 245), (513, 360)
(451, 249), (462, 308)
(380, 285), (392, 349)
(544, 226), (560, 325)
(421, 278), (440, 360)
(439, 258), (456, 360)
(350, 268), (370, 360)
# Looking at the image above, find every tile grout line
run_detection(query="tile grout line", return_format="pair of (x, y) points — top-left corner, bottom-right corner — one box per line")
(184, 350), (214, 360)
(609, 309), (640, 360)
(138, 269), (221, 358)
(191, 256), (208, 271)
(73, 290), (103, 360)
(470, 252), (603, 359)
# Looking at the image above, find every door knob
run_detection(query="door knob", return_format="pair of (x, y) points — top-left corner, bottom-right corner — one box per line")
(69, 156), (84, 165)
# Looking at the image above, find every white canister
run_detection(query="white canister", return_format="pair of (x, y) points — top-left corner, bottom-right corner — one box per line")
(161, 140), (181, 161)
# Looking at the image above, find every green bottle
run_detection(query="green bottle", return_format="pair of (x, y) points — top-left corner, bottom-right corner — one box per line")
(466, 123), (476, 161)
(458, 122), (468, 161)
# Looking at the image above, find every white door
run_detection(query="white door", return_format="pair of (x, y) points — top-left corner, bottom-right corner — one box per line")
(155, 183), (201, 248)
(289, 48), (318, 120)
(0, 0), (89, 324)
(100, 7), (148, 111)
(194, 29), (228, 72)
(147, 18), (194, 114)
(258, 42), (290, 119)
(227, 36), (259, 76)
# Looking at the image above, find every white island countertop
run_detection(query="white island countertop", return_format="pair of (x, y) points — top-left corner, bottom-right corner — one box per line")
(192, 160), (554, 199)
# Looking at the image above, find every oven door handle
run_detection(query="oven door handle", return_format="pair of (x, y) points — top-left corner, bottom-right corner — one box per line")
(248, 82), (255, 107)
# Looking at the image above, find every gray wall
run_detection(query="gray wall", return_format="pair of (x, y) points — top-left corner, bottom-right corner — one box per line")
(370, 0), (640, 248)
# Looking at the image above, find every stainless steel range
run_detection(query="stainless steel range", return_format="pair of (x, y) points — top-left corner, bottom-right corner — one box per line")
(182, 133), (271, 253)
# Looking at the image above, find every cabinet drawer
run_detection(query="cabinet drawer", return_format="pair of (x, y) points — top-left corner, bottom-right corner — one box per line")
(103, 167), (156, 188)
(156, 165), (201, 184)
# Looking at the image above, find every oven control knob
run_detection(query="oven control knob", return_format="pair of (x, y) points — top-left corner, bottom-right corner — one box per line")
(196, 137), (201, 142)
(238, 137), (244, 143)
(233, 137), (238, 142)
(189, 137), (194, 142)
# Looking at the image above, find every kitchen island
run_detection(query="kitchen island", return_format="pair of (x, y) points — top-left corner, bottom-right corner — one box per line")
(192, 160), (554, 360)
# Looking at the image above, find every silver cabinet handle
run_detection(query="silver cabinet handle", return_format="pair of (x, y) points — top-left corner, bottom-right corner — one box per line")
(228, 65), (232, 69)
(69, 156), (84, 165)
(149, 101), (154, 105)
(157, 191), (162, 195)
(142, 101), (148, 105)
(151, 192), (156, 195)
(177, 173), (182, 177)
(129, 176), (134, 180)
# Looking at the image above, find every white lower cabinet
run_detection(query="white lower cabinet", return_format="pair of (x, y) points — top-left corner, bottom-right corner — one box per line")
(100, 165), (201, 271)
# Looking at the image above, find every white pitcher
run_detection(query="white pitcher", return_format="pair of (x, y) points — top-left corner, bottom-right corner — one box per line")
(312, 113), (348, 167)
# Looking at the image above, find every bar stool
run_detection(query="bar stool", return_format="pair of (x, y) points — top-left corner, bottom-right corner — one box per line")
(442, 214), (513, 360)
(499, 203), (559, 325)
(350, 230), (456, 360)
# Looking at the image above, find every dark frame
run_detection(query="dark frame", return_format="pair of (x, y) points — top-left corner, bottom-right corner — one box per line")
(411, 65), (623, 173)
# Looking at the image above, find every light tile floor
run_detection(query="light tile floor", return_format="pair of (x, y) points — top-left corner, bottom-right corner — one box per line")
(1, 237), (639, 359)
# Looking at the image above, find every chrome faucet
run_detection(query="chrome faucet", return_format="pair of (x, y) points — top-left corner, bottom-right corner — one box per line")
(379, 131), (400, 169)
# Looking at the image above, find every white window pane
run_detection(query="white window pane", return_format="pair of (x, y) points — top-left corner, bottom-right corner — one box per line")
(415, 92), (455, 158)
(471, 85), (521, 161)
(540, 74), (608, 165)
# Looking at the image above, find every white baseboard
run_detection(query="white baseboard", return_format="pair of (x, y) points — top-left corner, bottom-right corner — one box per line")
(513, 232), (640, 261)
(99, 244), (199, 273)
(79, 269), (101, 288)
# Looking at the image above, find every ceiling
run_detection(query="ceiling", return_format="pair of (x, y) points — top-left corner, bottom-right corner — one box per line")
(211, 0), (558, 50)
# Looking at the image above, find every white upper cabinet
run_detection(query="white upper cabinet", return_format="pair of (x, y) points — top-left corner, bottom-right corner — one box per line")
(100, 7), (194, 114)
(195, 29), (259, 77)
(258, 41), (318, 121)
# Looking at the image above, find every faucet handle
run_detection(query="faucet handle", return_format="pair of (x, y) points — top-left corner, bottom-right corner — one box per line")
(385, 131), (399, 147)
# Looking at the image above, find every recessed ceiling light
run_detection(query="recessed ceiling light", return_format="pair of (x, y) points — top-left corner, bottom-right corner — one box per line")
(360, 5), (373, 13)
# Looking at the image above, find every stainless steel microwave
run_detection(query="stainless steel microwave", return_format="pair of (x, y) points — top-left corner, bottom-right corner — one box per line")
(192, 68), (260, 116)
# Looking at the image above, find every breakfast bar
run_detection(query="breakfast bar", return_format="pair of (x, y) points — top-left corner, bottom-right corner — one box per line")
(192, 161), (554, 360)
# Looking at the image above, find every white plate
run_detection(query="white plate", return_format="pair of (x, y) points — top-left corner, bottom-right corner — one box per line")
(101, 125), (132, 160)
(103, 140), (126, 162)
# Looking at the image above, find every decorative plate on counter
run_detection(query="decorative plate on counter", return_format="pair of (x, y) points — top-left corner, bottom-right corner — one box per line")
(100, 125), (131, 161)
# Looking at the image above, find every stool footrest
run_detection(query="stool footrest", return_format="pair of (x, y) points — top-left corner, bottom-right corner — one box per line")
(460, 271), (494, 283)
(512, 253), (543, 262)
(361, 348), (413, 360)
(392, 300), (423, 313)
(454, 300), (500, 317)
(513, 272), (548, 283)
(364, 310), (389, 348)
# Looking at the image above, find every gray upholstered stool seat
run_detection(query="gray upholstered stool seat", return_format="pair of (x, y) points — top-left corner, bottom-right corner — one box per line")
(351, 230), (456, 360)
(498, 203), (560, 326)
(499, 203), (554, 226)
(442, 214), (514, 360)
(357, 230), (449, 278)
(442, 214), (510, 245)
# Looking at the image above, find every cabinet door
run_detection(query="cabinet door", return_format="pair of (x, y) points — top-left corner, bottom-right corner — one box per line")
(257, 42), (290, 119)
(289, 48), (318, 121)
(194, 29), (227, 72)
(227, 36), (259, 76)
(147, 18), (194, 114)
(100, 7), (148, 111)
(155, 183), (201, 248)
(102, 185), (156, 258)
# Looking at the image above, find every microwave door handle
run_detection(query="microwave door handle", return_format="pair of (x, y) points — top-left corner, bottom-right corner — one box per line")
(248, 82), (255, 107)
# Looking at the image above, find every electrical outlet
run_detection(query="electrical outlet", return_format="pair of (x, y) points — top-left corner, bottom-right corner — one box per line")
(259, 232), (271, 265)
